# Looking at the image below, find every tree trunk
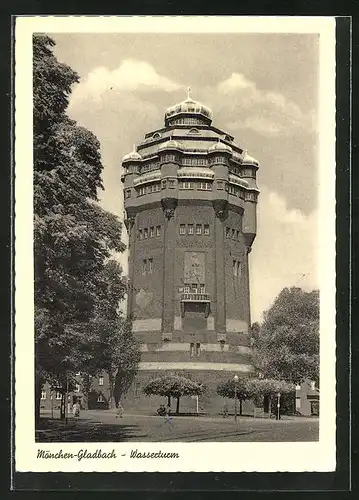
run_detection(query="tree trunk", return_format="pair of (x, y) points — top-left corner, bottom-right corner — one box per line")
(108, 373), (116, 409)
(81, 373), (91, 410)
(82, 392), (89, 410)
(268, 397), (272, 418)
(60, 392), (65, 419)
(263, 395), (269, 413)
(167, 395), (171, 407)
(239, 399), (243, 416)
(35, 373), (42, 424)
(176, 397), (180, 414)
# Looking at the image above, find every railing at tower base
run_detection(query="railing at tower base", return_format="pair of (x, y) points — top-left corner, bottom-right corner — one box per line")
(180, 293), (211, 318)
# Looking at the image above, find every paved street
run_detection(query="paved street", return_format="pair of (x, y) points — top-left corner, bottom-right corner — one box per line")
(36, 410), (319, 442)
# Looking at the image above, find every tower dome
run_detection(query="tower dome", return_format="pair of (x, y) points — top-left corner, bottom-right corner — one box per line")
(165, 88), (213, 123)
(158, 139), (183, 152)
(242, 150), (259, 166)
(208, 140), (232, 154)
(122, 145), (142, 163)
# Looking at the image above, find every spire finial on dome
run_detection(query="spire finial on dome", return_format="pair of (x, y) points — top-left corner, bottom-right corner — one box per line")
(133, 144), (137, 152)
(187, 86), (191, 100)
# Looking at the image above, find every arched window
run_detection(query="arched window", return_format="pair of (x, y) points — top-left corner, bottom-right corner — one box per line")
(153, 132), (161, 139)
(188, 128), (199, 134)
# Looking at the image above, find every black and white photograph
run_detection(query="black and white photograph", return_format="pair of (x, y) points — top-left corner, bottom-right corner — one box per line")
(14, 16), (336, 473)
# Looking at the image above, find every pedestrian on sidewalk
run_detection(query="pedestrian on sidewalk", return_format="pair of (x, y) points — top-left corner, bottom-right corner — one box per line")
(165, 404), (173, 425)
(72, 400), (80, 418)
(116, 401), (124, 419)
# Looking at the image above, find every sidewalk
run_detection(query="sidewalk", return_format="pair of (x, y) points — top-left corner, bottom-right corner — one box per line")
(82, 409), (317, 424)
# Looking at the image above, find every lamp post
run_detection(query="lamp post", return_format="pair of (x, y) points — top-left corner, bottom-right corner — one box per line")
(233, 375), (239, 422)
(277, 392), (281, 420)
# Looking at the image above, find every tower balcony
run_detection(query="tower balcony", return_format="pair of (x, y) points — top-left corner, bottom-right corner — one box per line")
(180, 293), (211, 318)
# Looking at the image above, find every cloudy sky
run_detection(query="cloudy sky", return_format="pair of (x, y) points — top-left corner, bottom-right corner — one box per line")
(51, 32), (319, 322)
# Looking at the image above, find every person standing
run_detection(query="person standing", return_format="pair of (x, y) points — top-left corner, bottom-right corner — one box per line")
(165, 404), (173, 425)
(73, 400), (80, 417)
(116, 401), (124, 419)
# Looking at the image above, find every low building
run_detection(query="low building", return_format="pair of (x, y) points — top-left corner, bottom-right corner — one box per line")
(39, 372), (111, 412)
(295, 380), (319, 416)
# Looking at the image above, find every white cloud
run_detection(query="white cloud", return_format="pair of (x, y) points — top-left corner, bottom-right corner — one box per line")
(217, 72), (315, 137)
(70, 59), (183, 106)
(218, 73), (257, 94)
(250, 186), (318, 322)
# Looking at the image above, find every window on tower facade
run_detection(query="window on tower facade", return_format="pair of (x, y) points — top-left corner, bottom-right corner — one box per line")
(217, 181), (224, 190)
(150, 227), (154, 238)
(144, 228), (148, 239)
(179, 224), (186, 235)
(196, 224), (202, 235)
(148, 258), (153, 273)
(226, 227), (231, 238)
(204, 224), (210, 235)
(200, 284), (206, 294)
(188, 224), (194, 235)
(168, 179), (176, 189)
(138, 229), (143, 240)
(184, 285), (190, 293)
(237, 261), (242, 280)
(41, 390), (46, 400)
(161, 179), (167, 189)
(196, 343), (201, 356)
(198, 181), (212, 191)
(163, 154), (175, 163)
(192, 283), (198, 293)
(190, 343), (195, 357)
(232, 229), (236, 240)
(55, 391), (62, 400)
(125, 189), (131, 198)
(179, 181), (194, 190)
(99, 376), (104, 386)
(233, 260), (237, 276)
(148, 183), (160, 193)
(97, 394), (104, 403)
(156, 225), (161, 237)
(142, 259), (147, 274)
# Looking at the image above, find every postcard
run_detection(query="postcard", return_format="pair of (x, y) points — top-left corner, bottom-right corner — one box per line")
(14, 15), (336, 473)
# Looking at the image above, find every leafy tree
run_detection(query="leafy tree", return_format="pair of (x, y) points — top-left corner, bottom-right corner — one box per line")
(143, 375), (204, 414)
(246, 378), (295, 416)
(79, 317), (140, 409)
(33, 35), (133, 420)
(252, 287), (319, 385)
(217, 378), (252, 415)
(249, 322), (261, 347)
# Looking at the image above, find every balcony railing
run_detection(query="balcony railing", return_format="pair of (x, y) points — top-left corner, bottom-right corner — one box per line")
(181, 293), (210, 302)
